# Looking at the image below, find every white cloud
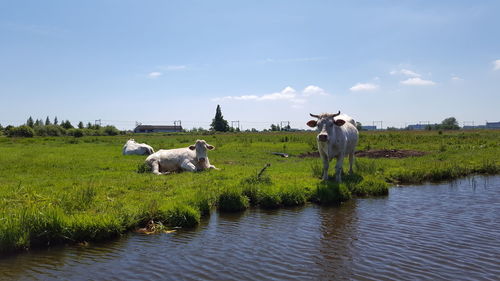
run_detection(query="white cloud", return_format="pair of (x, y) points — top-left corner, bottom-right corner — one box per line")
(148, 72), (162, 78)
(349, 83), (379, 92)
(451, 76), (463, 81)
(400, 77), (436, 86)
(303, 85), (329, 96)
(493, 60), (500, 71)
(390, 68), (421, 77)
(212, 85), (328, 105)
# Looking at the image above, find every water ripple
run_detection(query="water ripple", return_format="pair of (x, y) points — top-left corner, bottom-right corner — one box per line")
(1, 176), (499, 281)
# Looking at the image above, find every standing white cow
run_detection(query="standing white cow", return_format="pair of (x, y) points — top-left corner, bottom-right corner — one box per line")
(122, 139), (155, 155)
(145, 139), (218, 175)
(306, 111), (359, 182)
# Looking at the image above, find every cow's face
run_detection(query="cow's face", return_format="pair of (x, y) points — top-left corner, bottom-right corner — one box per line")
(189, 139), (215, 162)
(307, 115), (346, 143)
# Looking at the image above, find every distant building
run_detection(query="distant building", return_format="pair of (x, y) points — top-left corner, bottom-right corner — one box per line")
(134, 125), (183, 133)
(486, 122), (500, 129)
(406, 124), (428, 130)
(361, 125), (377, 131)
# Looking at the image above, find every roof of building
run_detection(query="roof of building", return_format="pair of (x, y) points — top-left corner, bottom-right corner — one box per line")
(135, 125), (182, 129)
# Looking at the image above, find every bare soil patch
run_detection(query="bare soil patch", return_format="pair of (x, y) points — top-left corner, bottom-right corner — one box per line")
(298, 149), (428, 159)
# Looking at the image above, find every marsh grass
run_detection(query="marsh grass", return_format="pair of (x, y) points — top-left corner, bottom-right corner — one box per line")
(0, 130), (498, 252)
(218, 189), (249, 212)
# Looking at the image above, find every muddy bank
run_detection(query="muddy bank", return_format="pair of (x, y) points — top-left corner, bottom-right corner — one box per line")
(298, 149), (428, 159)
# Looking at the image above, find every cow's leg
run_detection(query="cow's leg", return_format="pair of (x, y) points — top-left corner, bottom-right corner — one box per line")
(348, 153), (355, 174)
(180, 161), (197, 172)
(321, 156), (329, 181)
(150, 160), (162, 175)
(335, 154), (344, 182)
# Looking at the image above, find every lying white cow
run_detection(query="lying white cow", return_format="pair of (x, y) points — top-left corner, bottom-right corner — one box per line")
(145, 139), (218, 175)
(306, 111), (359, 182)
(122, 139), (155, 155)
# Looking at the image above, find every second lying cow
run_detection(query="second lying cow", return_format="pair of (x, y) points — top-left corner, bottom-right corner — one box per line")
(145, 139), (218, 175)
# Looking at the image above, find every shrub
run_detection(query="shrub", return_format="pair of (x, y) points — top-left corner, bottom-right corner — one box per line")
(350, 176), (389, 196)
(6, 125), (35, 137)
(279, 187), (307, 207)
(103, 126), (120, 136)
(35, 125), (66, 136)
(67, 129), (84, 138)
(311, 182), (351, 205)
(165, 205), (200, 228)
(259, 189), (281, 209)
(137, 162), (151, 173)
(218, 189), (249, 212)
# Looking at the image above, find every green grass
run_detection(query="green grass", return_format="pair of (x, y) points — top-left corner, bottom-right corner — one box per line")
(0, 130), (499, 253)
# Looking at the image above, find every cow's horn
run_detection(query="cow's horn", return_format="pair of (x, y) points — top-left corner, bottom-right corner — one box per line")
(310, 113), (320, 118)
(332, 111), (341, 118)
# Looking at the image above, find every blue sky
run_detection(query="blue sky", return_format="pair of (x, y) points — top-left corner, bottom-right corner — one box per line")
(1, 0), (499, 130)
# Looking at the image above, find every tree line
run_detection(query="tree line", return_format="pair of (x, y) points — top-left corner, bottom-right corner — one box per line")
(0, 116), (121, 137)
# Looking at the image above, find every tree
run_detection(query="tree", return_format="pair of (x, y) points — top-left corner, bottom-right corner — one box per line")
(26, 116), (34, 128)
(440, 117), (459, 130)
(45, 116), (51, 126)
(78, 121), (84, 129)
(34, 119), (42, 127)
(356, 122), (363, 131)
(53, 116), (58, 125)
(0, 123), (3, 132)
(210, 104), (229, 132)
(61, 120), (73, 129)
(86, 122), (92, 129)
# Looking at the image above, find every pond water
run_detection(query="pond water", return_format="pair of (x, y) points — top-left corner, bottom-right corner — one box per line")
(1, 176), (499, 281)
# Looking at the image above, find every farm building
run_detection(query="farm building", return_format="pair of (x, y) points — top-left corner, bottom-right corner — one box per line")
(486, 122), (500, 129)
(406, 124), (429, 130)
(361, 125), (377, 131)
(134, 125), (183, 133)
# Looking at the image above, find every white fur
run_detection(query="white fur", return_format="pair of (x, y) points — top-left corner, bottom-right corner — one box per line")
(122, 139), (155, 155)
(307, 113), (359, 182)
(145, 140), (217, 175)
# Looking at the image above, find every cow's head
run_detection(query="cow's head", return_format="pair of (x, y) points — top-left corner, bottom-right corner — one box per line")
(306, 111), (346, 142)
(189, 139), (215, 162)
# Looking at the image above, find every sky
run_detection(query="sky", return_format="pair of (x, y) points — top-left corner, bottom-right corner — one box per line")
(1, 0), (499, 130)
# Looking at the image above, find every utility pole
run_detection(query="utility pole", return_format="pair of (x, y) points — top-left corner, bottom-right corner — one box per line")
(231, 121), (240, 131)
(372, 121), (383, 130)
(280, 121), (290, 131)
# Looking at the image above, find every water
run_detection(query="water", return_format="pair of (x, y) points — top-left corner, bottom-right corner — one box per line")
(1, 176), (499, 281)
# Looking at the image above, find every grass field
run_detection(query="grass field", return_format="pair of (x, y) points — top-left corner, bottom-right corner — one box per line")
(0, 130), (498, 253)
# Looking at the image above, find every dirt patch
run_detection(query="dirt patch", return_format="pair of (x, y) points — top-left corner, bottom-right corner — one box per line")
(298, 149), (428, 159)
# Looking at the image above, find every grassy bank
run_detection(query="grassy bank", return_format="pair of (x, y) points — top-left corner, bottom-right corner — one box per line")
(0, 130), (498, 253)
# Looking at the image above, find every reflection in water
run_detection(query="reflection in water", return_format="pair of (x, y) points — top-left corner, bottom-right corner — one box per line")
(1, 176), (499, 281)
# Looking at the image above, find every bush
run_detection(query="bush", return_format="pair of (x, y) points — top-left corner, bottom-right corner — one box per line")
(165, 205), (200, 228)
(35, 125), (66, 136)
(218, 189), (249, 212)
(311, 182), (351, 205)
(279, 187), (307, 207)
(103, 126), (120, 136)
(6, 126), (35, 137)
(67, 129), (85, 138)
(259, 190), (281, 209)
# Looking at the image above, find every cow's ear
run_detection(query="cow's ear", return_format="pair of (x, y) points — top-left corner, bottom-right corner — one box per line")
(189, 145), (196, 150)
(334, 119), (346, 126)
(206, 145), (215, 150)
(306, 120), (317, 127)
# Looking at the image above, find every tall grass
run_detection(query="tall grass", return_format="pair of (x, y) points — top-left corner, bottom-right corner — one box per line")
(0, 130), (498, 252)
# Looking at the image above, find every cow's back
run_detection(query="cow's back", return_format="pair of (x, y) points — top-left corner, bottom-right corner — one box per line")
(146, 148), (195, 172)
(341, 122), (358, 154)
